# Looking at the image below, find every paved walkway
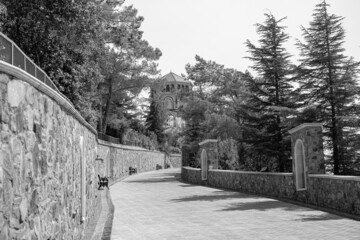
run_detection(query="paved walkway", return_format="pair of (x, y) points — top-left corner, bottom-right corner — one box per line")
(110, 169), (360, 240)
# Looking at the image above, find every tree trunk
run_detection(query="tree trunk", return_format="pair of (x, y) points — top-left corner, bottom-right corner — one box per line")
(101, 79), (113, 133)
(324, 8), (340, 174)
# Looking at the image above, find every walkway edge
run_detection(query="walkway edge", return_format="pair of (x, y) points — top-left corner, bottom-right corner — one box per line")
(81, 190), (110, 240)
(82, 175), (132, 240)
(179, 178), (360, 222)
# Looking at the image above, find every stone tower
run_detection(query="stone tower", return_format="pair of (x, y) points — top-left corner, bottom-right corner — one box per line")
(152, 72), (192, 130)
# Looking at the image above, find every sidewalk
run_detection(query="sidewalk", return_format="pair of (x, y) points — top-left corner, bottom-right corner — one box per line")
(83, 189), (114, 240)
(110, 169), (360, 240)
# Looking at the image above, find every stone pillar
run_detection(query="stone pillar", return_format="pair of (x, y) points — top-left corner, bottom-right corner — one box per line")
(289, 123), (325, 174)
(181, 145), (190, 167)
(199, 139), (219, 170)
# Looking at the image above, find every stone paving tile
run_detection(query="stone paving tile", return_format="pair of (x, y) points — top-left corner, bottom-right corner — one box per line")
(110, 169), (360, 240)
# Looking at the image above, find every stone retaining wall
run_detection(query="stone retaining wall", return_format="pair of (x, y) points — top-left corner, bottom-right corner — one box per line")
(0, 66), (166, 240)
(97, 141), (165, 182)
(169, 154), (181, 168)
(0, 72), (98, 239)
(181, 167), (360, 217)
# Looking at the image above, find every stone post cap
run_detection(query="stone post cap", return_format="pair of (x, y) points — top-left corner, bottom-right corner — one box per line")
(199, 139), (218, 146)
(288, 123), (323, 134)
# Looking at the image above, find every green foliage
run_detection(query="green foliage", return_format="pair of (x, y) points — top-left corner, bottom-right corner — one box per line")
(180, 95), (208, 145)
(98, 5), (162, 133)
(183, 14), (296, 172)
(183, 57), (248, 169)
(183, 55), (248, 142)
(218, 139), (240, 170)
(296, 0), (360, 174)
(0, 0), (106, 109)
(182, 3), (359, 175)
(242, 13), (296, 172)
(145, 90), (167, 144)
(0, 0), (163, 147)
(122, 129), (158, 150)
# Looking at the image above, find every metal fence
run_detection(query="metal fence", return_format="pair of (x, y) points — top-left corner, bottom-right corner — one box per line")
(0, 32), (72, 104)
(0, 32), (156, 150)
(98, 132), (122, 145)
(98, 132), (154, 149)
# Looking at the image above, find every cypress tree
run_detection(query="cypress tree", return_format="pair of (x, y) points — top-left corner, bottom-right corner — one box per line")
(297, 0), (360, 174)
(145, 90), (166, 144)
(243, 13), (296, 172)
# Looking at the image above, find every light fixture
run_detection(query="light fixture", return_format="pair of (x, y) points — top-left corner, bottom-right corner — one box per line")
(95, 155), (104, 163)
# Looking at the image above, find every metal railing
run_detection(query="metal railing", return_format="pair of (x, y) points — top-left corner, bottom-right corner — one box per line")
(98, 132), (122, 145)
(97, 133), (140, 147)
(0, 32), (159, 150)
(0, 32), (72, 104)
(98, 132), (157, 150)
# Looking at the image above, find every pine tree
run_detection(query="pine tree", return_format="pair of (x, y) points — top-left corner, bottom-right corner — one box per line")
(145, 90), (166, 144)
(243, 13), (296, 172)
(297, 0), (360, 174)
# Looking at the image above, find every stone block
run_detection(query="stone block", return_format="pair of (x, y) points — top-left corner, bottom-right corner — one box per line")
(0, 74), (10, 84)
(0, 131), (10, 143)
(0, 214), (5, 230)
(25, 87), (34, 105)
(32, 144), (39, 178)
(10, 137), (22, 157)
(40, 150), (48, 176)
(7, 80), (26, 107)
(0, 167), (2, 203)
(2, 148), (13, 177)
(29, 190), (39, 215)
(9, 222), (29, 240)
(20, 198), (29, 223)
(22, 106), (34, 131)
(1, 109), (9, 124)
(33, 124), (42, 143)
(25, 131), (36, 153)
(9, 215), (21, 230)
(0, 224), (9, 240)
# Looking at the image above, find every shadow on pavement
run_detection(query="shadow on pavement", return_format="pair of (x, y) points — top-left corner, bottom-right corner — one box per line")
(220, 199), (312, 212)
(178, 183), (202, 188)
(126, 172), (181, 184)
(296, 214), (342, 222)
(221, 200), (343, 221)
(172, 192), (259, 202)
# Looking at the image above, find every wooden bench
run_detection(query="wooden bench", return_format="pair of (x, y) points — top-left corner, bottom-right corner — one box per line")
(129, 167), (137, 175)
(98, 175), (109, 190)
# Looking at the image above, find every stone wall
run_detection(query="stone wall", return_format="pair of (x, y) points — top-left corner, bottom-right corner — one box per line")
(306, 175), (360, 215)
(181, 167), (201, 184)
(168, 154), (181, 168)
(199, 139), (218, 170)
(0, 72), (98, 239)
(97, 141), (165, 182)
(181, 167), (360, 217)
(0, 66), (166, 240)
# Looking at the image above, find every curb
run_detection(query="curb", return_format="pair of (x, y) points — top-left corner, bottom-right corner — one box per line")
(82, 190), (111, 240)
(82, 175), (132, 240)
(179, 178), (360, 222)
(100, 190), (115, 240)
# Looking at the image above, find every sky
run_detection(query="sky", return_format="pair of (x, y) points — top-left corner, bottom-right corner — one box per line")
(125, 0), (360, 77)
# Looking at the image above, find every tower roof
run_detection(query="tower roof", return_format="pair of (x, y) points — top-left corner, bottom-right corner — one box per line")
(160, 72), (189, 84)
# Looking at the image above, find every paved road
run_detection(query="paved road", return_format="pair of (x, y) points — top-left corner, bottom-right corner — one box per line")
(110, 169), (360, 240)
